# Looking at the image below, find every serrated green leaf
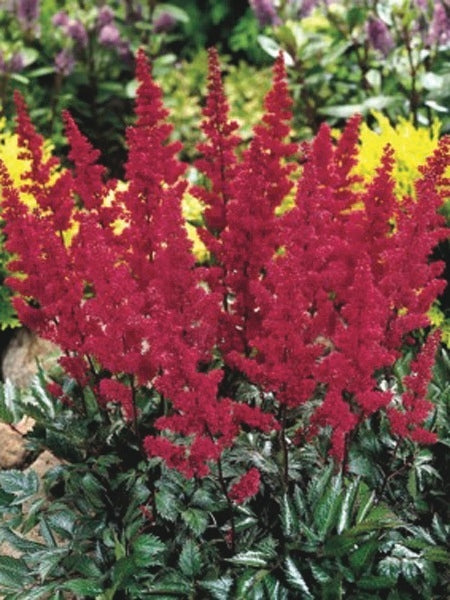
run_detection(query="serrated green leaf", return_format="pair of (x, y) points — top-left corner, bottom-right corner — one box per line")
(132, 534), (166, 567)
(200, 576), (233, 600)
(284, 557), (313, 598)
(321, 576), (344, 600)
(63, 578), (103, 596)
(0, 527), (45, 554)
(356, 486), (376, 524)
(0, 470), (39, 505)
(309, 561), (332, 584)
(29, 548), (67, 581)
(148, 572), (191, 596)
(0, 381), (24, 423)
(349, 540), (379, 572)
(281, 493), (298, 538)
(45, 509), (77, 539)
(236, 569), (259, 597)
(181, 508), (209, 536)
(0, 556), (33, 590)
(431, 514), (449, 544)
(337, 478), (359, 534)
(155, 489), (179, 522)
(357, 575), (396, 590)
(314, 471), (343, 538)
(178, 539), (202, 578)
(229, 551), (271, 568)
(378, 556), (402, 580)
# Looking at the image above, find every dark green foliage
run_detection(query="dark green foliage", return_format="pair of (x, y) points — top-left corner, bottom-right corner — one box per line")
(0, 364), (448, 599)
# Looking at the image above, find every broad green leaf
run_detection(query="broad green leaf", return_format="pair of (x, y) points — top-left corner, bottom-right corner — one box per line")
(178, 540), (202, 578)
(229, 551), (271, 568)
(421, 72), (444, 90)
(30, 548), (67, 581)
(155, 489), (180, 522)
(62, 578), (103, 596)
(321, 576), (344, 600)
(314, 471), (343, 538)
(349, 540), (379, 572)
(0, 381), (23, 424)
(284, 557), (313, 598)
(236, 569), (265, 597)
(132, 534), (166, 567)
(153, 3), (189, 23)
(181, 508), (209, 536)
(309, 561), (332, 584)
(0, 556), (33, 590)
(357, 575), (395, 590)
(318, 104), (363, 119)
(0, 470), (39, 506)
(337, 478), (359, 534)
(20, 47), (39, 68)
(431, 514), (449, 544)
(280, 493), (298, 538)
(257, 35), (294, 66)
(200, 576), (233, 600)
(378, 556), (402, 580)
(426, 100), (449, 113)
(263, 574), (289, 599)
(79, 473), (105, 508)
(0, 527), (45, 554)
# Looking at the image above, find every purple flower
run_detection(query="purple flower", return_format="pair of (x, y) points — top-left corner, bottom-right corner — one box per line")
(152, 11), (177, 33)
(249, 0), (281, 27)
(0, 52), (24, 74)
(366, 17), (394, 57)
(66, 19), (88, 48)
(98, 23), (121, 47)
(15, 0), (40, 29)
(52, 11), (69, 27)
(9, 52), (24, 72)
(97, 6), (114, 28)
(429, 2), (450, 46)
(54, 48), (75, 76)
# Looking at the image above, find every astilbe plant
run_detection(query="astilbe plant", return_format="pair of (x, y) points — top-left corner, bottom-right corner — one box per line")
(1, 47), (448, 475)
(0, 47), (449, 599)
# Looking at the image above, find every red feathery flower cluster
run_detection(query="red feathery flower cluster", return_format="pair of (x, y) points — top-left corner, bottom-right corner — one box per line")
(1, 47), (446, 474)
(229, 468), (261, 504)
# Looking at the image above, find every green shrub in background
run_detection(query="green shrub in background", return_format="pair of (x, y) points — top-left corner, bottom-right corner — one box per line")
(250, 0), (450, 138)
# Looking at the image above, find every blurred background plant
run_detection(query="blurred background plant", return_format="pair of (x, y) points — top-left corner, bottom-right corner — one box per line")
(249, 0), (450, 139)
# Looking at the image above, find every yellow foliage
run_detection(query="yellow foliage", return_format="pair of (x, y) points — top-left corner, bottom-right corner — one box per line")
(355, 111), (441, 198)
(0, 117), (57, 210)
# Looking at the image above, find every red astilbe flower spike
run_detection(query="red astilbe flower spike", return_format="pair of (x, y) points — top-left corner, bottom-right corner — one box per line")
(229, 468), (261, 504)
(388, 331), (440, 444)
(234, 119), (446, 461)
(215, 52), (298, 359)
(63, 111), (117, 218)
(192, 47), (241, 236)
(13, 90), (59, 188)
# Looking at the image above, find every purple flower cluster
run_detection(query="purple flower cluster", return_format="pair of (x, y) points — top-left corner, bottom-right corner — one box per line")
(15, 0), (39, 28)
(429, 1), (450, 46)
(51, 6), (132, 76)
(366, 17), (394, 56)
(52, 12), (88, 47)
(249, 0), (281, 27)
(153, 11), (177, 33)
